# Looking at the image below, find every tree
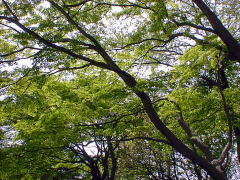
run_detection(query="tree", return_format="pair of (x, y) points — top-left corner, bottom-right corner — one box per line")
(0, 0), (240, 179)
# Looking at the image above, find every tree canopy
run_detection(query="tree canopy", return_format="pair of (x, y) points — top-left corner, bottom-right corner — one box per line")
(0, 0), (240, 179)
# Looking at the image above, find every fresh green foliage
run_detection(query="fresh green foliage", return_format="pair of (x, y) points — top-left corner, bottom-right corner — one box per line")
(0, 0), (240, 179)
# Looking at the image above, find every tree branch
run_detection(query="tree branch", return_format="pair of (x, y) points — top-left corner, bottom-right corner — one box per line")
(65, 1), (151, 10)
(192, 0), (240, 61)
(161, 98), (213, 160)
(211, 88), (233, 167)
(64, 0), (91, 7)
(173, 20), (215, 33)
(48, 0), (119, 69)
(0, 16), (115, 72)
(0, 46), (41, 57)
(0, 22), (21, 33)
(92, 2), (151, 10)
(47, 63), (91, 76)
(135, 91), (227, 180)
(2, 0), (18, 20)
(117, 136), (171, 145)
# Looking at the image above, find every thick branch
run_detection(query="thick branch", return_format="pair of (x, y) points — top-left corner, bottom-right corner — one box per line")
(48, 0), (119, 69)
(49, 1), (138, 88)
(0, 16), (115, 72)
(2, 0), (18, 20)
(135, 91), (227, 180)
(192, 0), (240, 61)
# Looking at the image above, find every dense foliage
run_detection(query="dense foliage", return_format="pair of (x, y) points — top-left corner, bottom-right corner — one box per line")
(0, 0), (240, 179)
